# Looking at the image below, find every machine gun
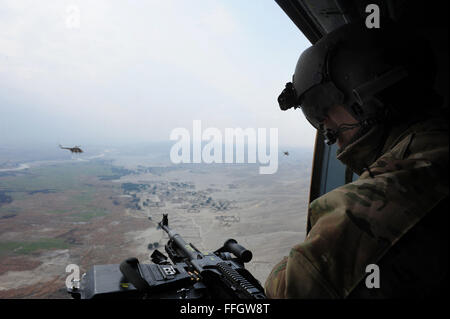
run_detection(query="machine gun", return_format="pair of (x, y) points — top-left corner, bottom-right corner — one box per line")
(67, 214), (266, 299)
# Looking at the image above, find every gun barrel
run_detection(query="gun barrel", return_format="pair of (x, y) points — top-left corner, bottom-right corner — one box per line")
(159, 218), (203, 262)
(160, 223), (177, 238)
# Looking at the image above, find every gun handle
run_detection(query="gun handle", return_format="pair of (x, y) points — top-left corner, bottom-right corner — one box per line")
(119, 257), (151, 292)
(224, 239), (252, 263)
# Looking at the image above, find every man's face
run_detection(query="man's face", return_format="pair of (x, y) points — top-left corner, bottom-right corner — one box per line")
(322, 105), (360, 149)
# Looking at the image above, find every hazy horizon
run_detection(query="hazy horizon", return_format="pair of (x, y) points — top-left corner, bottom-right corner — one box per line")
(0, 0), (317, 150)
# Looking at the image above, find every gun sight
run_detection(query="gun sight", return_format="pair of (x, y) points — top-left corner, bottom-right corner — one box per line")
(162, 214), (168, 227)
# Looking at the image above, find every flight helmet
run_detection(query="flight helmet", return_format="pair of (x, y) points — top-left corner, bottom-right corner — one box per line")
(278, 19), (436, 145)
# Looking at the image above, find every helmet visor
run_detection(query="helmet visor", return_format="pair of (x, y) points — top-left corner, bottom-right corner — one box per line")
(299, 82), (345, 129)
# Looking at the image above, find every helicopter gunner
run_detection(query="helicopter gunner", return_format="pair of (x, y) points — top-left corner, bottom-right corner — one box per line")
(265, 20), (448, 298)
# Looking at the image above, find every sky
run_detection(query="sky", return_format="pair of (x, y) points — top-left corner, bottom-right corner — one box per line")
(0, 0), (316, 149)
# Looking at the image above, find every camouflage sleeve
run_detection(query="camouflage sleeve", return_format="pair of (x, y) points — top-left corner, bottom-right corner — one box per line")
(264, 242), (341, 298)
(264, 256), (287, 298)
(284, 242), (341, 298)
(265, 125), (448, 299)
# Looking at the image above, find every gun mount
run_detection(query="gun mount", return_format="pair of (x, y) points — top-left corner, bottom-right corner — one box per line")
(67, 214), (265, 299)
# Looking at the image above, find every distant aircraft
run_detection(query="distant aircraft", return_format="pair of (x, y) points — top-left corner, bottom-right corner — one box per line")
(283, 151), (289, 156)
(59, 144), (83, 154)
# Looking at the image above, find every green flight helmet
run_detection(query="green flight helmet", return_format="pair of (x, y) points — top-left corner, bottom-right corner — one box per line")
(278, 19), (436, 144)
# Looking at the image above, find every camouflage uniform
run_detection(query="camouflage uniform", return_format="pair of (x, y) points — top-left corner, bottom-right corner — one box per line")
(265, 117), (448, 298)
